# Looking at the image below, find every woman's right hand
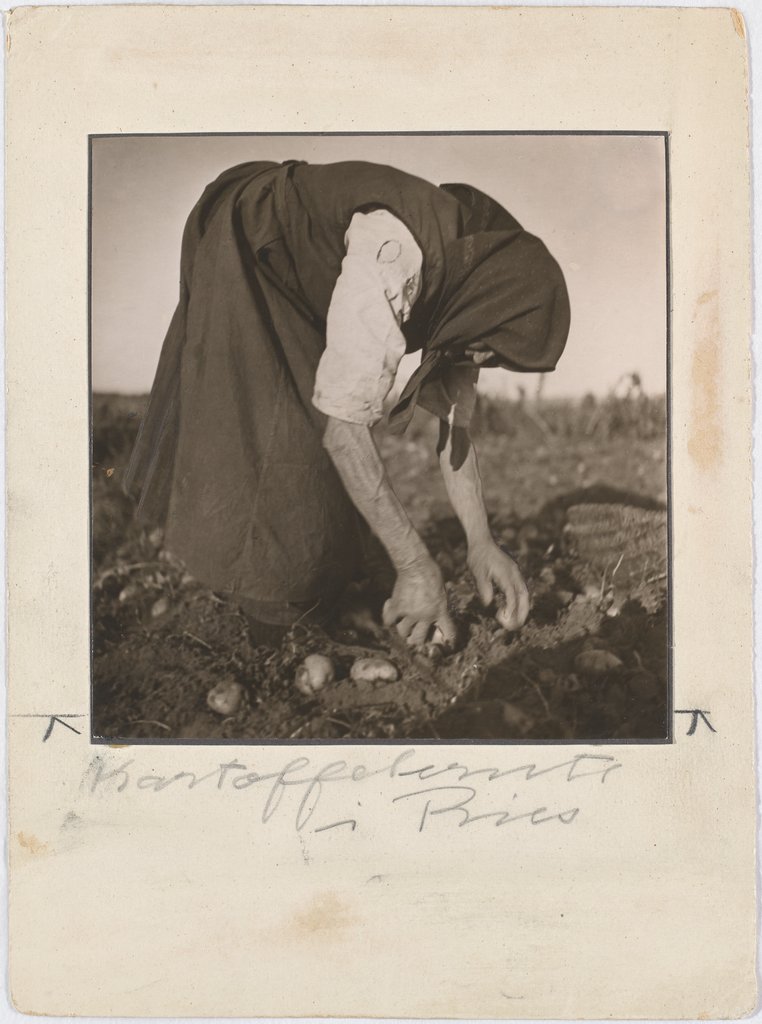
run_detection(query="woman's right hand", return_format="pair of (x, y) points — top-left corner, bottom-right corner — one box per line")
(322, 418), (455, 647)
(382, 555), (456, 647)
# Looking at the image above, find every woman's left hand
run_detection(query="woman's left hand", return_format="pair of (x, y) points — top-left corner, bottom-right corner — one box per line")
(467, 540), (530, 631)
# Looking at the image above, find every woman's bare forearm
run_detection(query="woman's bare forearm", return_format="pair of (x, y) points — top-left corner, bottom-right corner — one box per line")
(437, 422), (492, 549)
(438, 421), (530, 628)
(322, 416), (429, 571)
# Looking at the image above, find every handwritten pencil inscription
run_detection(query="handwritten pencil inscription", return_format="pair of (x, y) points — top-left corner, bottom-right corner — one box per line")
(79, 749), (621, 835)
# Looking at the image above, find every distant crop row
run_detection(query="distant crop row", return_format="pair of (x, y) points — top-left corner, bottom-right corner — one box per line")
(473, 391), (667, 444)
(91, 388), (668, 469)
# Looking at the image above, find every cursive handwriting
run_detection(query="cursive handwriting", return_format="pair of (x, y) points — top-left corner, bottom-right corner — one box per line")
(80, 749), (621, 835)
(393, 785), (581, 831)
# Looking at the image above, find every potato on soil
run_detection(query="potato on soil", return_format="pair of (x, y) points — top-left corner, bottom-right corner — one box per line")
(206, 680), (244, 716)
(150, 596), (171, 618)
(350, 657), (399, 684)
(295, 654), (335, 696)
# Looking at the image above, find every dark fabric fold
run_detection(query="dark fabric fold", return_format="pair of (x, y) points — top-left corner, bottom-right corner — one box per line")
(389, 182), (570, 432)
(124, 161), (371, 608)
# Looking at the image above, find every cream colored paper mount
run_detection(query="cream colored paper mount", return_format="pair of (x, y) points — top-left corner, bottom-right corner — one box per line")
(5, 5), (754, 1019)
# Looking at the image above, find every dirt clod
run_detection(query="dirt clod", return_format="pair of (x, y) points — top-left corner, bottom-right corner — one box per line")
(574, 649), (624, 675)
(151, 596), (171, 618)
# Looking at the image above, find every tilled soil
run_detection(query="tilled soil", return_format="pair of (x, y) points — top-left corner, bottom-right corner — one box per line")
(92, 393), (669, 743)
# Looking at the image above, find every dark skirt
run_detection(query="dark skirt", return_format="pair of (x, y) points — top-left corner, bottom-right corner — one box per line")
(124, 161), (374, 624)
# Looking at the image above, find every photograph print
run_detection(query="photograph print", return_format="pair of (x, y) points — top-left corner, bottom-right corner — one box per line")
(91, 132), (669, 743)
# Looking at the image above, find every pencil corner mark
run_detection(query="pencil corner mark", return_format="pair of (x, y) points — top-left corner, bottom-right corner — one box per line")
(675, 709), (717, 736)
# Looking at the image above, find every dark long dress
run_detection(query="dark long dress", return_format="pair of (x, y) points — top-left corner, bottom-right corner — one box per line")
(126, 163), (360, 622)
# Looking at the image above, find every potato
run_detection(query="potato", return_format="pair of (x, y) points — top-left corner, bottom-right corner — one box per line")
(295, 654), (335, 696)
(206, 680), (244, 716)
(150, 596), (171, 618)
(350, 657), (399, 684)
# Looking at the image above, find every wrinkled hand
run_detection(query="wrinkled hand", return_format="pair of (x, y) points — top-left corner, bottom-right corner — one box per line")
(468, 540), (530, 631)
(383, 556), (456, 647)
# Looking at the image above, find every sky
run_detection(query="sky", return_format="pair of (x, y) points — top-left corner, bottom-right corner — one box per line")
(91, 133), (667, 398)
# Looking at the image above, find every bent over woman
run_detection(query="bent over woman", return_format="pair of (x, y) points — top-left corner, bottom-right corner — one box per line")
(125, 159), (571, 646)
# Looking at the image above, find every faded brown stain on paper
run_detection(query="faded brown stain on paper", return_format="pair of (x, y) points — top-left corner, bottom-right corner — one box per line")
(17, 831), (50, 856)
(290, 892), (357, 938)
(730, 9), (746, 39)
(688, 289), (722, 472)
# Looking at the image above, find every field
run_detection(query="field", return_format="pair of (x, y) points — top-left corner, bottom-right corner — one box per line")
(92, 388), (669, 743)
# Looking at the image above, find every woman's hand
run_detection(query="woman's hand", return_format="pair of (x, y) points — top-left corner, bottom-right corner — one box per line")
(468, 540), (530, 631)
(383, 555), (456, 647)
(435, 421), (529, 633)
